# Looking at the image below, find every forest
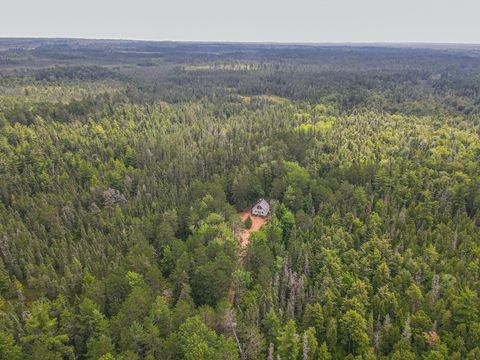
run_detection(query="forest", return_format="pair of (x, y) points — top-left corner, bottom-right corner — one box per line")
(0, 38), (480, 359)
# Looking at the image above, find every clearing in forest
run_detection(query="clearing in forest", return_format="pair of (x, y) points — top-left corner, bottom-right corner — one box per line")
(228, 209), (269, 304)
(238, 210), (268, 255)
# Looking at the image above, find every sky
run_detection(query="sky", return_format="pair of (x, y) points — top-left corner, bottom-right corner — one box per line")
(1, 0), (480, 43)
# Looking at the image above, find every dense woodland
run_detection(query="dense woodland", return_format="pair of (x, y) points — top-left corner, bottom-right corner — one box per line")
(1, 39), (480, 359)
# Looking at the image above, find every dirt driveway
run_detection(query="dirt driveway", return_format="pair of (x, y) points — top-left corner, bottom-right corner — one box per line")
(238, 210), (268, 254)
(228, 210), (269, 303)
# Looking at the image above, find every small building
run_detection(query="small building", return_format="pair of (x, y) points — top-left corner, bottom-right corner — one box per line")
(252, 198), (270, 216)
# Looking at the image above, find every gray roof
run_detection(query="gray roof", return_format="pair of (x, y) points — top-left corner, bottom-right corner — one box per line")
(254, 198), (269, 210)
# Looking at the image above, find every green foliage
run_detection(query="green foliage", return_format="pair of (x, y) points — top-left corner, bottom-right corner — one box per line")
(244, 216), (253, 229)
(276, 320), (300, 360)
(1, 40), (480, 359)
(176, 316), (239, 360)
(340, 310), (370, 356)
(0, 332), (22, 360)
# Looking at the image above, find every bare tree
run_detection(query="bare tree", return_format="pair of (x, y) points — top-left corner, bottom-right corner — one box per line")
(225, 308), (244, 359)
(267, 343), (274, 360)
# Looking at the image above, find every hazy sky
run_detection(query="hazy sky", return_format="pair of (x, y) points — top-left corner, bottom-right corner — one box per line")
(1, 0), (479, 43)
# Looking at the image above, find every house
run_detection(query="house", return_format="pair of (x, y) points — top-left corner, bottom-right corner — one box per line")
(252, 198), (270, 216)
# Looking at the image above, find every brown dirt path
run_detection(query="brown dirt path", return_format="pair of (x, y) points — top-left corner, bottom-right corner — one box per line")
(228, 209), (269, 304)
(237, 210), (268, 256)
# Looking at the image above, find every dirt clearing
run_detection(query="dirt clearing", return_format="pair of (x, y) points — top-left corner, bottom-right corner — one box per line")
(229, 210), (269, 303)
(238, 210), (268, 255)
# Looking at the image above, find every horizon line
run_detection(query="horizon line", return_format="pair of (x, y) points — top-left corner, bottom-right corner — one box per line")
(1, 36), (480, 47)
